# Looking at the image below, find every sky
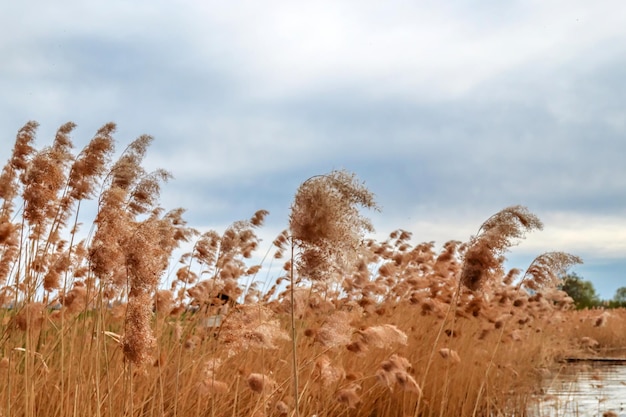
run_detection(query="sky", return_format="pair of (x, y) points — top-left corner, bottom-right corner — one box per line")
(1, 1), (625, 299)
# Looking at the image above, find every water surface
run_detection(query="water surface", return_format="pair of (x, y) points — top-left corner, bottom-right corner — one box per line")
(531, 361), (626, 417)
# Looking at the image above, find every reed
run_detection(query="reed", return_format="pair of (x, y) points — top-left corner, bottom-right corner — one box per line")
(0, 122), (619, 417)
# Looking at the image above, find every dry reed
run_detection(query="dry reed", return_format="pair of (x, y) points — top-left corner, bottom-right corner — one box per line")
(0, 122), (618, 417)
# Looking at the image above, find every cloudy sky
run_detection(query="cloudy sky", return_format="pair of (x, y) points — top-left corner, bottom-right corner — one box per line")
(2, 1), (625, 298)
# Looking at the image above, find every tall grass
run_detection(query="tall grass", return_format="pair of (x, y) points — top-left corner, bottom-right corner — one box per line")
(0, 122), (623, 417)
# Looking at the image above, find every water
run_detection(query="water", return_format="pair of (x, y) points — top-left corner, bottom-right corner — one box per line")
(531, 361), (626, 417)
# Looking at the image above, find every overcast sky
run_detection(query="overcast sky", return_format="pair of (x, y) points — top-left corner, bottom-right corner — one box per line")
(2, 1), (625, 298)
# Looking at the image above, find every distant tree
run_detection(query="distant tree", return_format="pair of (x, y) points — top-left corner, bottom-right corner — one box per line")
(612, 286), (626, 307)
(560, 272), (601, 310)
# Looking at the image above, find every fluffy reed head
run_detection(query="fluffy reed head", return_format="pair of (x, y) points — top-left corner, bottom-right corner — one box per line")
(122, 292), (156, 365)
(376, 354), (421, 395)
(460, 205), (543, 291)
(289, 170), (378, 281)
(66, 123), (115, 202)
(521, 251), (583, 291)
(22, 123), (75, 237)
(247, 372), (277, 394)
(0, 121), (37, 215)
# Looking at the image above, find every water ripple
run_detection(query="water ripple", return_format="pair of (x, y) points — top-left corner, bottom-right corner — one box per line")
(531, 362), (626, 417)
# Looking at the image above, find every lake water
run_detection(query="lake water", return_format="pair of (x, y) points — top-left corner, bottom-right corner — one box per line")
(530, 361), (626, 417)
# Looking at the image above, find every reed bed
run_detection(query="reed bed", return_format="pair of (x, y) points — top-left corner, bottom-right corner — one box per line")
(1, 122), (623, 417)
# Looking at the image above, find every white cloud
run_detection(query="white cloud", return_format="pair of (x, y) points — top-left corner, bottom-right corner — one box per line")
(5, 1), (626, 102)
(178, 1), (626, 100)
(382, 209), (626, 262)
(517, 212), (626, 259)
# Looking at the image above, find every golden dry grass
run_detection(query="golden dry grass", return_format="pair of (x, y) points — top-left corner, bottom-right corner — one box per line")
(1, 122), (624, 417)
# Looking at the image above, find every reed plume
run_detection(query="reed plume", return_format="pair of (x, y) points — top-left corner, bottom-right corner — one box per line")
(22, 122), (75, 240)
(66, 123), (116, 202)
(121, 208), (189, 364)
(286, 171), (377, 416)
(0, 121), (38, 218)
(336, 384), (361, 409)
(0, 123), (34, 288)
(121, 292), (156, 365)
(460, 205), (543, 291)
(247, 372), (277, 394)
(520, 251), (583, 291)
(314, 355), (345, 386)
(376, 354), (421, 395)
(178, 210), (267, 308)
(289, 170), (378, 282)
(89, 134), (154, 294)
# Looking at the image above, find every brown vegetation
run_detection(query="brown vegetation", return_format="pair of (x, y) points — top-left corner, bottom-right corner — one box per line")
(1, 122), (623, 417)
